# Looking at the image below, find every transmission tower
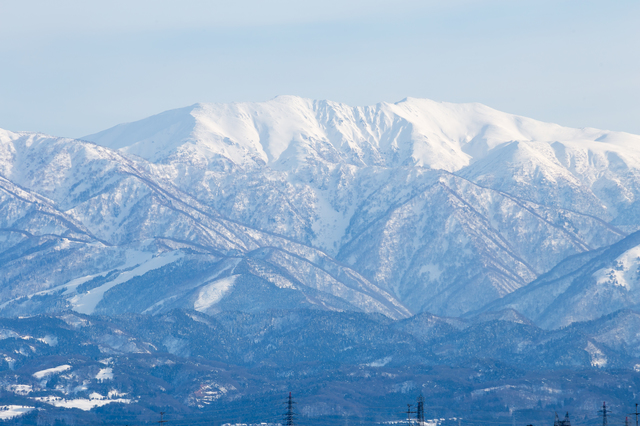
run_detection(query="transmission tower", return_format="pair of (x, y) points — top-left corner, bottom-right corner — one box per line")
(599, 402), (609, 426)
(284, 392), (297, 426)
(158, 412), (168, 426)
(416, 394), (425, 426)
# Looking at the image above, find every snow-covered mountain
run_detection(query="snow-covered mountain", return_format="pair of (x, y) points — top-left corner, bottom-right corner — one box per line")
(476, 230), (640, 329)
(0, 129), (408, 319)
(1, 96), (640, 320)
(85, 96), (640, 174)
(85, 97), (640, 316)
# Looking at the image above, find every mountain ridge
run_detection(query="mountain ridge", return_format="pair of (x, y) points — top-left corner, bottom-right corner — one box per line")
(84, 96), (640, 173)
(3, 96), (640, 423)
(1, 96), (640, 322)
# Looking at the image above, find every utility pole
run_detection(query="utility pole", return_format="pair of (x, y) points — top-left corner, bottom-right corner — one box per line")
(630, 403), (639, 426)
(158, 412), (168, 426)
(405, 404), (417, 426)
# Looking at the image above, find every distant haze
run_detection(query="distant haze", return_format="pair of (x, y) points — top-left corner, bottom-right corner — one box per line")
(0, 0), (638, 137)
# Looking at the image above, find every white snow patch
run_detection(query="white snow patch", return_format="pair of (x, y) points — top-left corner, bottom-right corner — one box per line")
(69, 251), (183, 314)
(471, 385), (517, 396)
(38, 335), (58, 346)
(60, 274), (108, 296)
(33, 364), (71, 379)
(96, 368), (113, 381)
(193, 382), (235, 404)
(0, 329), (20, 340)
(366, 356), (392, 367)
(585, 341), (608, 367)
(34, 395), (131, 410)
(4, 356), (16, 369)
(0, 405), (35, 419)
(61, 250), (154, 296)
(59, 313), (91, 328)
(0, 249), (159, 311)
(194, 275), (239, 312)
(593, 246), (640, 290)
(6, 384), (32, 395)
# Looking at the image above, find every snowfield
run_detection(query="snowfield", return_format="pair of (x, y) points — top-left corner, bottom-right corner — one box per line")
(0, 405), (35, 420)
(34, 394), (132, 411)
(32, 365), (71, 379)
(194, 275), (239, 312)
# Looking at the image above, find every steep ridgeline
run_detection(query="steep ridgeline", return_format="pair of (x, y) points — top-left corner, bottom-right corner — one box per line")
(474, 230), (640, 329)
(83, 97), (640, 317)
(0, 97), (639, 320)
(0, 129), (408, 319)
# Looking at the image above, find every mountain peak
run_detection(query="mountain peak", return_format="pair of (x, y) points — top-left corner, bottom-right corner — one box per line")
(83, 96), (634, 173)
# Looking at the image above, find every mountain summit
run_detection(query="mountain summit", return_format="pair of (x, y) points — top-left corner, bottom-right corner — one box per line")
(85, 96), (639, 172)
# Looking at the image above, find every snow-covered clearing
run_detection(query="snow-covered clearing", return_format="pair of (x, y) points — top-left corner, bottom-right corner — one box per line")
(194, 275), (238, 312)
(34, 395), (131, 411)
(0, 405), (34, 419)
(70, 251), (183, 314)
(32, 364), (71, 379)
(96, 367), (113, 381)
(6, 384), (32, 395)
(593, 245), (640, 290)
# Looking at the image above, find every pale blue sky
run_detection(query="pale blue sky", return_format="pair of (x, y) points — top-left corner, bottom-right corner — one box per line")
(0, 0), (638, 138)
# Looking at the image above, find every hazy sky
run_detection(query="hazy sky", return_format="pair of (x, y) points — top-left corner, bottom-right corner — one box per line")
(1, 0), (638, 138)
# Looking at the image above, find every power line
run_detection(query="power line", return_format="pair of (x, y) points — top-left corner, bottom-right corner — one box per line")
(30, 398), (639, 426)
(630, 403), (639, 426)
(158, 411), (168, 426)
(404, 404), (417, 426)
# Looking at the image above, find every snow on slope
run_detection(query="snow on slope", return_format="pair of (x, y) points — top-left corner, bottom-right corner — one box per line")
(336, 170), (625, 315)
(194, 275), (238, 312)
(593, 244), (640, 290)
(3, 96), (640, 321)
(85, 96), (639, 172)
(0, 405), (34, 420)
(33, 364), (71, 379)
(69, 251), (183, 314)
(34, 394), (131, 411)
(478, 231), (640, 329)
(459, 139), (640, 229)
(83, 95), (640, 253)
(0, 127), (411, 320)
